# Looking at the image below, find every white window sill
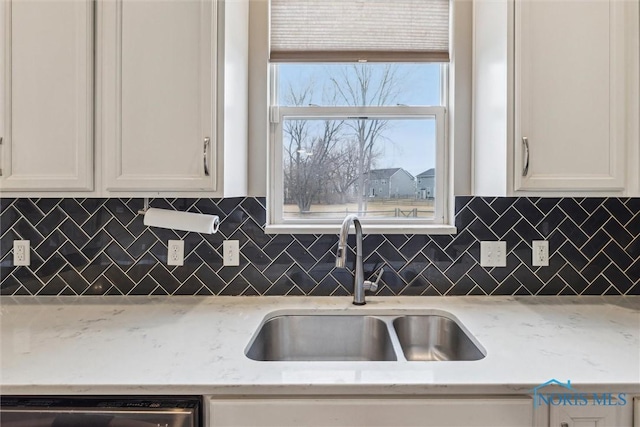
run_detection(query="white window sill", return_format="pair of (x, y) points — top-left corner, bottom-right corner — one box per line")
(264, 224), (457, 235)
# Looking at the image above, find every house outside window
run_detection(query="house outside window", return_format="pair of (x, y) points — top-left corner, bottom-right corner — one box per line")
(417, 168), (436, 200)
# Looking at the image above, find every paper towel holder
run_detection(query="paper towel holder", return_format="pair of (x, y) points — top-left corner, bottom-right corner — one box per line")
(141, 203), (220, 234)
(138, 198), (150, 215)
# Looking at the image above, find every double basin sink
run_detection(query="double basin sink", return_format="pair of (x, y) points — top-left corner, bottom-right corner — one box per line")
(245, 311), (486, 362)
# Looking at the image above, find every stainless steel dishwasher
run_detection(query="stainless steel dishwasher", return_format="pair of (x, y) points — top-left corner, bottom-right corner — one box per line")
(0, 396), (201, 427)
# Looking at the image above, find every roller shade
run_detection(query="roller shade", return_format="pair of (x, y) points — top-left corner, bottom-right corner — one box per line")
(270, 0), (450, 63)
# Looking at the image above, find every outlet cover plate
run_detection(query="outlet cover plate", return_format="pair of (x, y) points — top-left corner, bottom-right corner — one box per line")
(223, 240), (240, 266)
(13, 240), (30, 266)
(532, 240), (549, 267)
(167, 240), (184, 266)
(480, 241), (507, 267)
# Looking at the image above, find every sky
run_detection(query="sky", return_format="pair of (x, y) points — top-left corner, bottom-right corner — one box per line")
(277, 63), (442, 177)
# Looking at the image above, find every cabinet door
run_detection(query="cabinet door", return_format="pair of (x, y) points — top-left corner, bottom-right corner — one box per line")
(514, 0), (626, 191)
(550, 403), (631, 427)
(0, 0), (93, 191)
(209, 398), (533, 427)
(101, 0), (215, 191)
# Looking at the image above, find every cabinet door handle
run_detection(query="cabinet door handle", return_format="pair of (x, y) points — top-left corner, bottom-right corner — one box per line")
(204, 137), (210, 177)
(560, 423), (569, 427)
(522, 136), (530, 177)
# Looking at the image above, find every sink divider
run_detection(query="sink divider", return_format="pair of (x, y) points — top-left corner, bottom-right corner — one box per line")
(371, 316), (408, 362)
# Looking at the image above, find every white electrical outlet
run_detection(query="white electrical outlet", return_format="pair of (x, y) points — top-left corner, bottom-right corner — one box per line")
(167, 240), (184, 266)
(223, 240), (240, 266)
(532, 240), (549, 266)
(480, 241), (507, 267)
(13, 240), (30, 266)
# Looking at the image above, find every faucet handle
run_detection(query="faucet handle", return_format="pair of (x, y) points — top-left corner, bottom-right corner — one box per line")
(363, 268), (384, 292)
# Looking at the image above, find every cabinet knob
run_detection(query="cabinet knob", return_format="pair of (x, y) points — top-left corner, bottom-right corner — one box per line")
(561, 423), (569, 427)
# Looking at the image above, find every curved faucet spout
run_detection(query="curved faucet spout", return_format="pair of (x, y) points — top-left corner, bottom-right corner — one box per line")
(335, 214), (361, 267)
(335, 214), (366, 305)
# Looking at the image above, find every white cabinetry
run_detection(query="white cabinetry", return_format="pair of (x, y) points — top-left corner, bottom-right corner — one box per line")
(549, 403), (632, 427)
(1, 0), (248, 196)
(514, 0), (627, 192)
(473, 0), (639, 196)
(208, 397), (533, 427)
(100, 0), (215, 192)
(0, 0), (94, 191)
(99, 0), (248, 195)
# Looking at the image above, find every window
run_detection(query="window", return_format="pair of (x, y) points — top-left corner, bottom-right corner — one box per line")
(266, 0), (454, 234)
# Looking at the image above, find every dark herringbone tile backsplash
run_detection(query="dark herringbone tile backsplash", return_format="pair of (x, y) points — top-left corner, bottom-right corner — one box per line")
(0, 197), (638, 296)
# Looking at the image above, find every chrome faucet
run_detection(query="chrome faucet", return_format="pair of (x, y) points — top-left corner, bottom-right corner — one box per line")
(335, 214), (384, 305)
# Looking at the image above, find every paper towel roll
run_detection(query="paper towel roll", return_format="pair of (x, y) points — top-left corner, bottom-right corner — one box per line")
(143, 208), (220, 234)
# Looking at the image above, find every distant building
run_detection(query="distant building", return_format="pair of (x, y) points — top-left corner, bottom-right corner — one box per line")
(416, 168), (435, 199)
(366, 168), (415, 199)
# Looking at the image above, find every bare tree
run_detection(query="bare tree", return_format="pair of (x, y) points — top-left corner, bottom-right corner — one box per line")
(284, 122), (342, 212)
(327, 138), (380, 204)
(328, 64), (401, 214)
(282, 83), (343, 212)
(282, 64), (402, 214)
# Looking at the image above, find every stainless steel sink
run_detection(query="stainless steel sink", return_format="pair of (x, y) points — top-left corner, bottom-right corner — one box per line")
(393, 315), (485, 361)
(246, 312), (485, 362)
(245, 315), (397, 361)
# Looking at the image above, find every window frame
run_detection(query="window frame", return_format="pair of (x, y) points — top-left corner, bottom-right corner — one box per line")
(266, 64), (454, 234)
(254, 0), (473, 235)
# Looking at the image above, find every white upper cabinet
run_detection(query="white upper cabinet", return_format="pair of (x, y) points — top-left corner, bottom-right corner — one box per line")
(0, 0), (94, 191)
(100, 0), (216, 192)
(514, 0), (627, 192)
(1, 0), (248, 196)
(473, 0), (639, 196)
(99, 0), (249, 195)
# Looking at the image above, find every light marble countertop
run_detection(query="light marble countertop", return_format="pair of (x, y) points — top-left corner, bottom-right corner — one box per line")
(1, 296), (639, 395)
